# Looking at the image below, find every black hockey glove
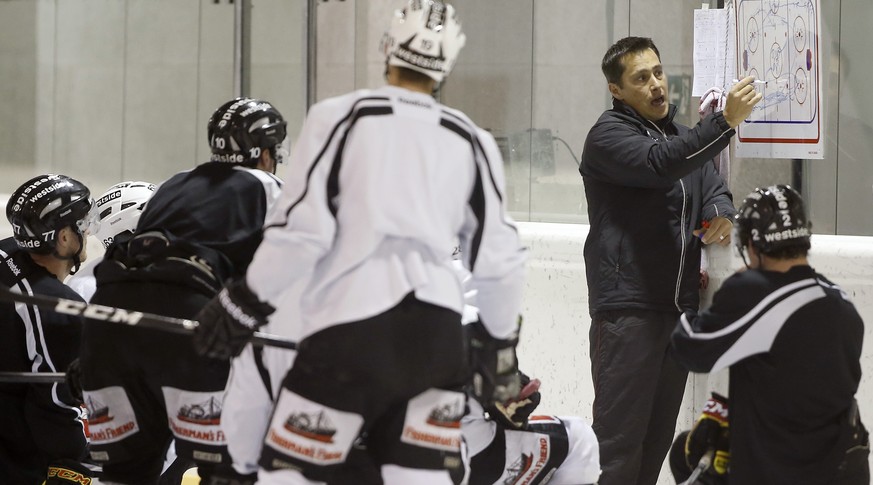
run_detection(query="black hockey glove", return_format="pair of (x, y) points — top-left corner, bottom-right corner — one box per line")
(466, 318), (522, 408)
(64, 358), (83, 405)
(486, 371), (541, 429)
(670, 431), (726, 485)
(193, 279), (275, 360)
(685, 392), (730, 478)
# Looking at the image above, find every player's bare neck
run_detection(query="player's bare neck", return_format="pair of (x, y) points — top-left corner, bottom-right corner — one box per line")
(29, 252), (72, 281)
(392, 81), (434, 94)
(386, 66), (436, 95)
(759, 256), (809, 273)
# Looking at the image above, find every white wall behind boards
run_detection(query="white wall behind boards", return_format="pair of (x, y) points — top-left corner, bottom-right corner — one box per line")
(516, 221), (873, 417)
(514, 221), (873, 482)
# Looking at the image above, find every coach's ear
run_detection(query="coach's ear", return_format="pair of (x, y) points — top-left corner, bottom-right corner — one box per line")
(608, 82), (625, 101)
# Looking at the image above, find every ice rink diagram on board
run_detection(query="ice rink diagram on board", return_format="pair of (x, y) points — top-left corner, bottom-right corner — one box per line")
(735, 0), (824, 159)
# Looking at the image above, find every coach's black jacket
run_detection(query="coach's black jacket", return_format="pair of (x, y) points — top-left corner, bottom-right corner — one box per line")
(580, 99), (736, 316)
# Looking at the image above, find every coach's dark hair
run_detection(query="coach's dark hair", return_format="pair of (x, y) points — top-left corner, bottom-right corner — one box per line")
(601, 36), (661, 85)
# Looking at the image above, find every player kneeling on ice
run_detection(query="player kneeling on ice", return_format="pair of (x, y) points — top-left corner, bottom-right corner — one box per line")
(77, 97), (286, 485)
(671, 185), (870, 484)
(453, 253), (601, 485)
(464, 368), (601, 485)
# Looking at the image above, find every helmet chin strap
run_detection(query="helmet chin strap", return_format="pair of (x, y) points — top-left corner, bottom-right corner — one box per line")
(738, 244), (765, 270)
(431, 76), (447, 99)
(268, 147), (280, 174)
(738, 246), (750, 269)
(69, 231), (84, 275)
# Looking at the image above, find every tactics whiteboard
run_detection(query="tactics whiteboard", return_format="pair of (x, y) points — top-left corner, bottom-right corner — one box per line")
(734, 0), (824, 159)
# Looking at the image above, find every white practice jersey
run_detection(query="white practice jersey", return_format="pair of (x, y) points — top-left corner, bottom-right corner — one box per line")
(247, 85), (526, 340)
(223, 278), (307, 475)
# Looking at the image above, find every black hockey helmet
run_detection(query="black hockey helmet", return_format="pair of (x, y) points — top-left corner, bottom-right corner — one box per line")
(734, 184), (811, 256)
(207, 97), (287, 166)
(6, 174), (95, 254)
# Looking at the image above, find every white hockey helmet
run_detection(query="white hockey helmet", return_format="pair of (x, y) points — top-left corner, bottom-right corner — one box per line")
(93, 181), (156, 248)
(380, 0), (466, 83)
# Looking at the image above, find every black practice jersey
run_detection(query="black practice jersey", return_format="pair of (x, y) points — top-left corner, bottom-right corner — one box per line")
(135, 162), (282, 278)
(0, 237), (85, 379)
(672, 265), (864, 484)
(0, 237), (87, 475)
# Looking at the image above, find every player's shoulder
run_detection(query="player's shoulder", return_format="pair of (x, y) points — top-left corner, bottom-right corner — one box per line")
(721, 268), (774, 290)
(715, 269), (775, 305)
(719, 266), (820, 302)
(806, 268), (854, 303)
(38, 271), (86, 302)
(439, 103), (477, 130)
(309, 88), (394, 119)
(0, 241), (62, 292)
(232, 165), (283, 189)
(437, 104), (499, 148)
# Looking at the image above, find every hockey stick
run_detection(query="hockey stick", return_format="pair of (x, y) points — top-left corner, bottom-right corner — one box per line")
(680, 449), (715, 485)
(0, 285), (297, 350)
(0, 372), (66, 384)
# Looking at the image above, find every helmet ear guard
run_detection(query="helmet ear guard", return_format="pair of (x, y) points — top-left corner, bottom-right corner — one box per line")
(381, 0), (467, 84)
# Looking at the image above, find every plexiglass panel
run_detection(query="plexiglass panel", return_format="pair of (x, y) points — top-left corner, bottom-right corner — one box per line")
(1, 0), (871, 235)
(0, 0), (307, 198)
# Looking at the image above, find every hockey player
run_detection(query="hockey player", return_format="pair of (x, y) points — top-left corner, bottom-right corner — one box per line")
(66, 180), (156, 301)
(671, 185), (870, 484)
(77, 98), (286, 484)
(463, 374), (601, 485)
(192, 1), (527, 483)
(62, 180), (194, 484)
(220, 284), (302, 481)
(218, 256), (599, 485)
(1, 174), (97, 485)
(453, 257), (601, 485)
